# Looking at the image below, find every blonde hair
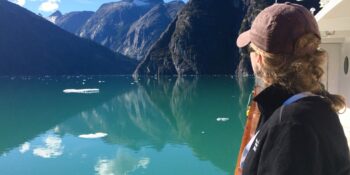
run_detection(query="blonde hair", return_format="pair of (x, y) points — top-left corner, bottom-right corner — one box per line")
(250, 33), (346, 112)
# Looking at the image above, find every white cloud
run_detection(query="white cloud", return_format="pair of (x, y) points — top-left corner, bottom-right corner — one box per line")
(19, 142), (30, 153)
(38, 0), (60, 12)
(9, 0), (26, 6)
(33, 135), (63, 158)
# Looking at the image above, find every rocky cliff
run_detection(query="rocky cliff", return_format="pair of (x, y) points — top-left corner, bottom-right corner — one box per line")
(134, 0), (245, 76)
(117, 1), (185, 60)
(78, 0), (159, 53)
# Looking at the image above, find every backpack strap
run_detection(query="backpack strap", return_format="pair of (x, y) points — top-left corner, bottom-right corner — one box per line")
(283, 92), (316, 105)
(240, 131), (260, 169)
(279, 92), (317, 122)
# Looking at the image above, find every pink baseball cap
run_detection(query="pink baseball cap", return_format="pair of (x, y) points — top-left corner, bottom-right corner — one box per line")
(236, 2), (321, 55)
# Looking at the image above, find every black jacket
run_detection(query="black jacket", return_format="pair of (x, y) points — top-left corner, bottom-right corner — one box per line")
(242, 85), (350, 175)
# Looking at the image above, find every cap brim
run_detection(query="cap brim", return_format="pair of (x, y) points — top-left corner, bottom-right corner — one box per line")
(236, 30), (251, 48)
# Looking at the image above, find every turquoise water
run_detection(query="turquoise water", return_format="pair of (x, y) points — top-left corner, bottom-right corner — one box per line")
(0, 76), (254, 175)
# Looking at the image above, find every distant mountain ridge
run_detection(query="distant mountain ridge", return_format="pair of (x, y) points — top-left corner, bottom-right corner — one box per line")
(55, 11), (94, 34)
(0, 0), (136, 75)
(49, 0), (185, 60)
(2, 0), (320, 76)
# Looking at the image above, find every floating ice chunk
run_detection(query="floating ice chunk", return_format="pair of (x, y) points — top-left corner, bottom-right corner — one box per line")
(79, 132), (108, 139)
(63, 89), (99, 94)
(216, 118), (230, 122)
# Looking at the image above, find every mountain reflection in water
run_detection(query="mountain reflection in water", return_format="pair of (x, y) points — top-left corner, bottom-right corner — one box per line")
(0, 75), (254, 175)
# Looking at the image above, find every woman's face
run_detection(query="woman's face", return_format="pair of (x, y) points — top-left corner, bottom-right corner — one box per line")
(249, 47), (268, 91)
(249, 47), (262, 77)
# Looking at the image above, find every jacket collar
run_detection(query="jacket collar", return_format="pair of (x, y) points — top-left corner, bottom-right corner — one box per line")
(253, 84), (294, 122)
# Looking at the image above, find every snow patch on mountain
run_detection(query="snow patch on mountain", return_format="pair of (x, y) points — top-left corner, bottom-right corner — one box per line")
(47, 10), (62, 24)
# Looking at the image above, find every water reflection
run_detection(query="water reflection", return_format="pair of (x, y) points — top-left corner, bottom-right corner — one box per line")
(33, 135), (63, 158)
(19, 142), (30, 153)
(0, 76), (254, 174)
(0, 76), (134, 155)
(95, 148), (151, 175)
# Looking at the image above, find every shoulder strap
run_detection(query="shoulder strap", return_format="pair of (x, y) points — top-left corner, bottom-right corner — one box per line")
(283, 92), (316, 105)
(240, 131), (260, 169)
(279, 92), (317, 122)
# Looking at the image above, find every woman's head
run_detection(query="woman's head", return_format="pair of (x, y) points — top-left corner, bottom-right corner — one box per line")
(249, 33), (324, 92)
(237, 2), (323, 87)
(237, 2), (346, 112)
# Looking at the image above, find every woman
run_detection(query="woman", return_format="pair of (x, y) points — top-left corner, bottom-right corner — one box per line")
(236, 2), (350, 175)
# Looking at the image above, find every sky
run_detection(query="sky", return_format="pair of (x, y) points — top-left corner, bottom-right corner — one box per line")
(8, 0), (188, 16)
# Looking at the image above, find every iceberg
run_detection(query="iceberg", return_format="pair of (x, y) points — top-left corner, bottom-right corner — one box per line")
(79, 132), (108, 139)
(63, 89), (99, 94)
(216, 118), (230, 122)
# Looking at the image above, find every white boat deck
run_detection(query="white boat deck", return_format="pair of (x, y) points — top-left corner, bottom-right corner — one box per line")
(316, 0), (350, 148)
(339, 109), (350, 147)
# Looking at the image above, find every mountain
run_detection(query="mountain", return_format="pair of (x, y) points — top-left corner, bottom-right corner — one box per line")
(49, 0), (184, 60)
(236, 0), (322, 76)
(55, 11), (94, 34)
(47, 10), (62, 23)
(134, 0), (245, 76)
(0, 0), (136, 75)
(117, 1), (185, 60)
(78, 0), (159, 53)
(132, 0), (164, 5)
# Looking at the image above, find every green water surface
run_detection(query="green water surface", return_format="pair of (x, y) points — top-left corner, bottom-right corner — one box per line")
(0, 76), (254, 175)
